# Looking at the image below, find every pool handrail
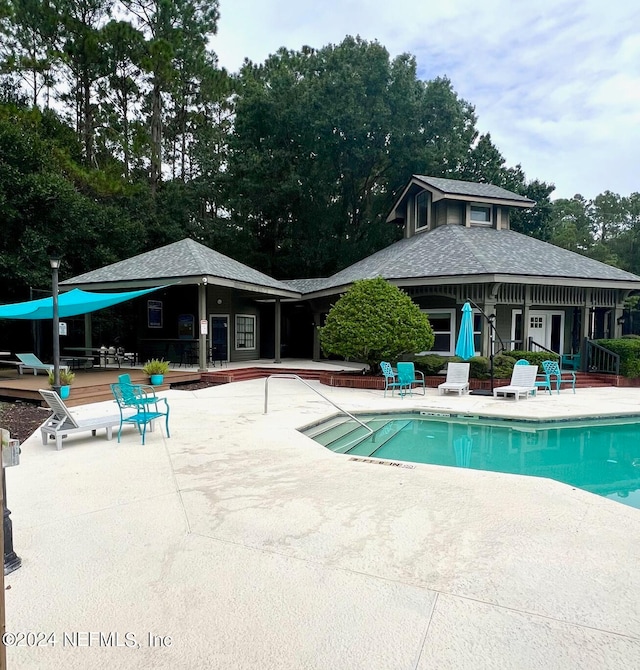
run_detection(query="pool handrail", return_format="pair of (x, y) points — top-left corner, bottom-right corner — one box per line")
(263, 374), (374, 438)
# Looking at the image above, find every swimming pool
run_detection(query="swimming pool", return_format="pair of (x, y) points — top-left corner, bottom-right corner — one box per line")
(301, 413), (640, 510)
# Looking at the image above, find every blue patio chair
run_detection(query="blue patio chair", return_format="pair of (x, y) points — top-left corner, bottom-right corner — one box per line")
(541, 360), (576, 394)
(561, 353), (581, 371)
(380, 361), (404, 397)
(16, 353), (69, 376)
(396, 362), (426, 397)
(117, 373), (158, 407)
(110, 381), (170, 444)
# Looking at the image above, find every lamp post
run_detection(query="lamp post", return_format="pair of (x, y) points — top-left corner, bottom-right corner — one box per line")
(1, 430), (21, 575)
(50, 255), (61, 394)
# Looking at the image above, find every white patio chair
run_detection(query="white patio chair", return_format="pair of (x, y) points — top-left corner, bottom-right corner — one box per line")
(493, 365), (539, 401)
(38, 389), (123, 450)
(438, 362), (470, 396)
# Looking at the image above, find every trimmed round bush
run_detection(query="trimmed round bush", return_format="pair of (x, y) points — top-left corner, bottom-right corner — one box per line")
(319, 277), (435, 373)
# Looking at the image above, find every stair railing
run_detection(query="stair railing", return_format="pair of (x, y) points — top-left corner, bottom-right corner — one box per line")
(584, 338), (620, 375)
(527, 337), (557, 356)
(264, 374), (373, 438)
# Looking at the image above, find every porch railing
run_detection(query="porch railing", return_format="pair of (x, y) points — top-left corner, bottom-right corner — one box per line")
(527, 338), (557, 357)
(585, 338), (620, 375)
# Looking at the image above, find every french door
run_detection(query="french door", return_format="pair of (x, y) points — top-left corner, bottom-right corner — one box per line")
(209, 315), (229, 363)
(512, 310), (564, 354)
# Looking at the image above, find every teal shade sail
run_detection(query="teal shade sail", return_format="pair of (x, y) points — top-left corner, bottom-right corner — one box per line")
(0, 287), (164, 320)
(454, 302), (475, 360)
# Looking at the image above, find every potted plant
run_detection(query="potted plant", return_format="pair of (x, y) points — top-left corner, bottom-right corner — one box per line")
(142, 358), (170, 385)
(48, 369), (76, 400)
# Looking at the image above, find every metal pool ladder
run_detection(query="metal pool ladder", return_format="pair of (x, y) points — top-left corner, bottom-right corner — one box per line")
(263, 374), (373, 438)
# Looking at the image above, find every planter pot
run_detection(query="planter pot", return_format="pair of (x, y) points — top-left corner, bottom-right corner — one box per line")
(149, 374), (164, 385)
(59, 385), (70, 400)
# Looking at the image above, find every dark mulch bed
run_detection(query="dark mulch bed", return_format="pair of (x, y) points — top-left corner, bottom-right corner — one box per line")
(0, 401), (46, 444)
(172, 380), (219, 391)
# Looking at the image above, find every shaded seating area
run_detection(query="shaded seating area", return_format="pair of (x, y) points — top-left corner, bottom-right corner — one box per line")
(438, 362), (470, 396)
(38, 389), (121, 450)
(541, 360), (576, 394)
(111, 379), (170, 444)
(493, 364), (538, 401)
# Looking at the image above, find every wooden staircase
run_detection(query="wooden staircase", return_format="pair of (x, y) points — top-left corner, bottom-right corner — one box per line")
(572, 372), (614, 388)
(201, 366), (325, 385)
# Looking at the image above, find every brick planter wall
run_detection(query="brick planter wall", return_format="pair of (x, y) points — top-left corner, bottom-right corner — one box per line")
(319, 371), (640, 390)
(318, 372), (510, 391)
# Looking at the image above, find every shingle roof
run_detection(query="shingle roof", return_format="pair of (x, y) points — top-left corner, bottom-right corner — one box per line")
(414, 175), (535, 204)
(298, 225), (640, 294)
(61, 238), (300, 296)
(285, 278), (331, 293)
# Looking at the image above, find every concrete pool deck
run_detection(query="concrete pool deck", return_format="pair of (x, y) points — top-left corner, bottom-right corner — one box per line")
(5, 367), (640, 669)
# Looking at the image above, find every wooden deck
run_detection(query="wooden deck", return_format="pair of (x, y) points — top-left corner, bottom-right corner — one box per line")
(0, 366), (202, 407)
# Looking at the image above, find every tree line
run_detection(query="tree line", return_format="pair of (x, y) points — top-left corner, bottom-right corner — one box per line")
(0, 0), (638, 302)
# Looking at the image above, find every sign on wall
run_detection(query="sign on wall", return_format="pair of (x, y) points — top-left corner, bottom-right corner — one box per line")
(147, 300), (163, 328)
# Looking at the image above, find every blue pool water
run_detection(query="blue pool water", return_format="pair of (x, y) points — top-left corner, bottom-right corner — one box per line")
(304, 414), (640, 510)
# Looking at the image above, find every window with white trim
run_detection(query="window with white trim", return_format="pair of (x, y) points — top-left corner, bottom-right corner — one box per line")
(415, 191), (430, 230)
(422, 309), (455, 355)
(235, 315), (256, 349)
(470, 204), (492, 225)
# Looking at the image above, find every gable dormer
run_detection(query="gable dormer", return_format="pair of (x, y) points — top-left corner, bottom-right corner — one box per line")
(386, 175), (535, 238)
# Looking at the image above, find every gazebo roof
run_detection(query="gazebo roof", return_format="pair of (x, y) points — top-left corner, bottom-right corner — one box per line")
(61, 238), (301, 298)
(412, 175), (535, 204)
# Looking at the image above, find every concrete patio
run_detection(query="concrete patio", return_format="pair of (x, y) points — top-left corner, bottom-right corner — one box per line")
(4, 364), (640, 669)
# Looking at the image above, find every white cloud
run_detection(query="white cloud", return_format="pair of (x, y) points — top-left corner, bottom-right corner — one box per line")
(213, 0), (640, 200)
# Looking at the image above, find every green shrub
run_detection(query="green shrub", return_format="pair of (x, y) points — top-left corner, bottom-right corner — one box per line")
(48, 369), (76, 386)
(595, 338), (640, 377)
(142, 358), (170, 375)
(466, 354), (518, 379)
(414, 354), (448, 376)
(319, 278), (435, 373)
(506, 350), (559, 367)
(493, 353), (517, 378)
(468, 356), (490, 379)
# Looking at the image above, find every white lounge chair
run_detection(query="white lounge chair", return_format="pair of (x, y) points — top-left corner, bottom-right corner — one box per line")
(438, 362), (470, 396)
(16, 353), (68, 376)
(38, 389), (123, 450)
(493, 364), (539, 401)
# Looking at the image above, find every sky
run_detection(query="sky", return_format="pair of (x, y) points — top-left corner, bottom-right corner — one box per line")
(213, 0), (640, 201)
